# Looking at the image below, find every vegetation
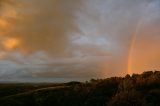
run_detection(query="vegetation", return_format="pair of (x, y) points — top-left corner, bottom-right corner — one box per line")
(0, 71), (160, 106)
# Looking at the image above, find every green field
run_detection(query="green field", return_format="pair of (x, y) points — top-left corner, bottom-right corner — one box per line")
(0, 71), (160, 106)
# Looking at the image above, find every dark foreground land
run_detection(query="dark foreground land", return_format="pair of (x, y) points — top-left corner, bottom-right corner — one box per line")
(0, 71), (160, 106)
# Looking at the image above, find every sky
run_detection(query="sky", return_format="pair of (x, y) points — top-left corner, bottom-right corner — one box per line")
(0, 0), (160, 82)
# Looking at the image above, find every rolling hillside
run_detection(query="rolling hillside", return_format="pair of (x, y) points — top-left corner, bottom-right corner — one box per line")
(0, 71), (160, 106)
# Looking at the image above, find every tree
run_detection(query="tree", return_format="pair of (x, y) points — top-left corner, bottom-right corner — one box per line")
(107, 90), (145, 106)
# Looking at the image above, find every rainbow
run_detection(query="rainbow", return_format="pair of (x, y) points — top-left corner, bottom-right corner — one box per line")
(128, 1), (149, 74)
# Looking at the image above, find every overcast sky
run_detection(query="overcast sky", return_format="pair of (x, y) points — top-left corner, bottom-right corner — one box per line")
(0, 0), (160, 82)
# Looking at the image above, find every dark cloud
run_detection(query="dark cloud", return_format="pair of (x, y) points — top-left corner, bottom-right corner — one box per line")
(0, 0), (81, 56)
(0, 0), (160, 82)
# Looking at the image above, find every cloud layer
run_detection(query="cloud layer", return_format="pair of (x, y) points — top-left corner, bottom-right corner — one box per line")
(0, 0), (160, 82)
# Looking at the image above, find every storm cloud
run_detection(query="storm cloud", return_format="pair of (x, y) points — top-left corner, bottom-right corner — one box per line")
(0, 0), (160, 82)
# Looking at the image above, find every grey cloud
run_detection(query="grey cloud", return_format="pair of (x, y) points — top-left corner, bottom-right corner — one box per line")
(0, 53), (108, 82)
(0, 0), (160, 82)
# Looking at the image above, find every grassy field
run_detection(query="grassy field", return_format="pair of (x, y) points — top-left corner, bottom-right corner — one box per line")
(0, 83), (66, 98)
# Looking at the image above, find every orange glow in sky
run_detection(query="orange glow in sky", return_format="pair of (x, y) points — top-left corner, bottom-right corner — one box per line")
(2, 38), (19, 50)
(0, 0), (160, 81)
(0, 19), (8, 27)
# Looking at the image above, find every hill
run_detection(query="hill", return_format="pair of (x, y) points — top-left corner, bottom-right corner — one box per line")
(0, 71), (160, 106)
